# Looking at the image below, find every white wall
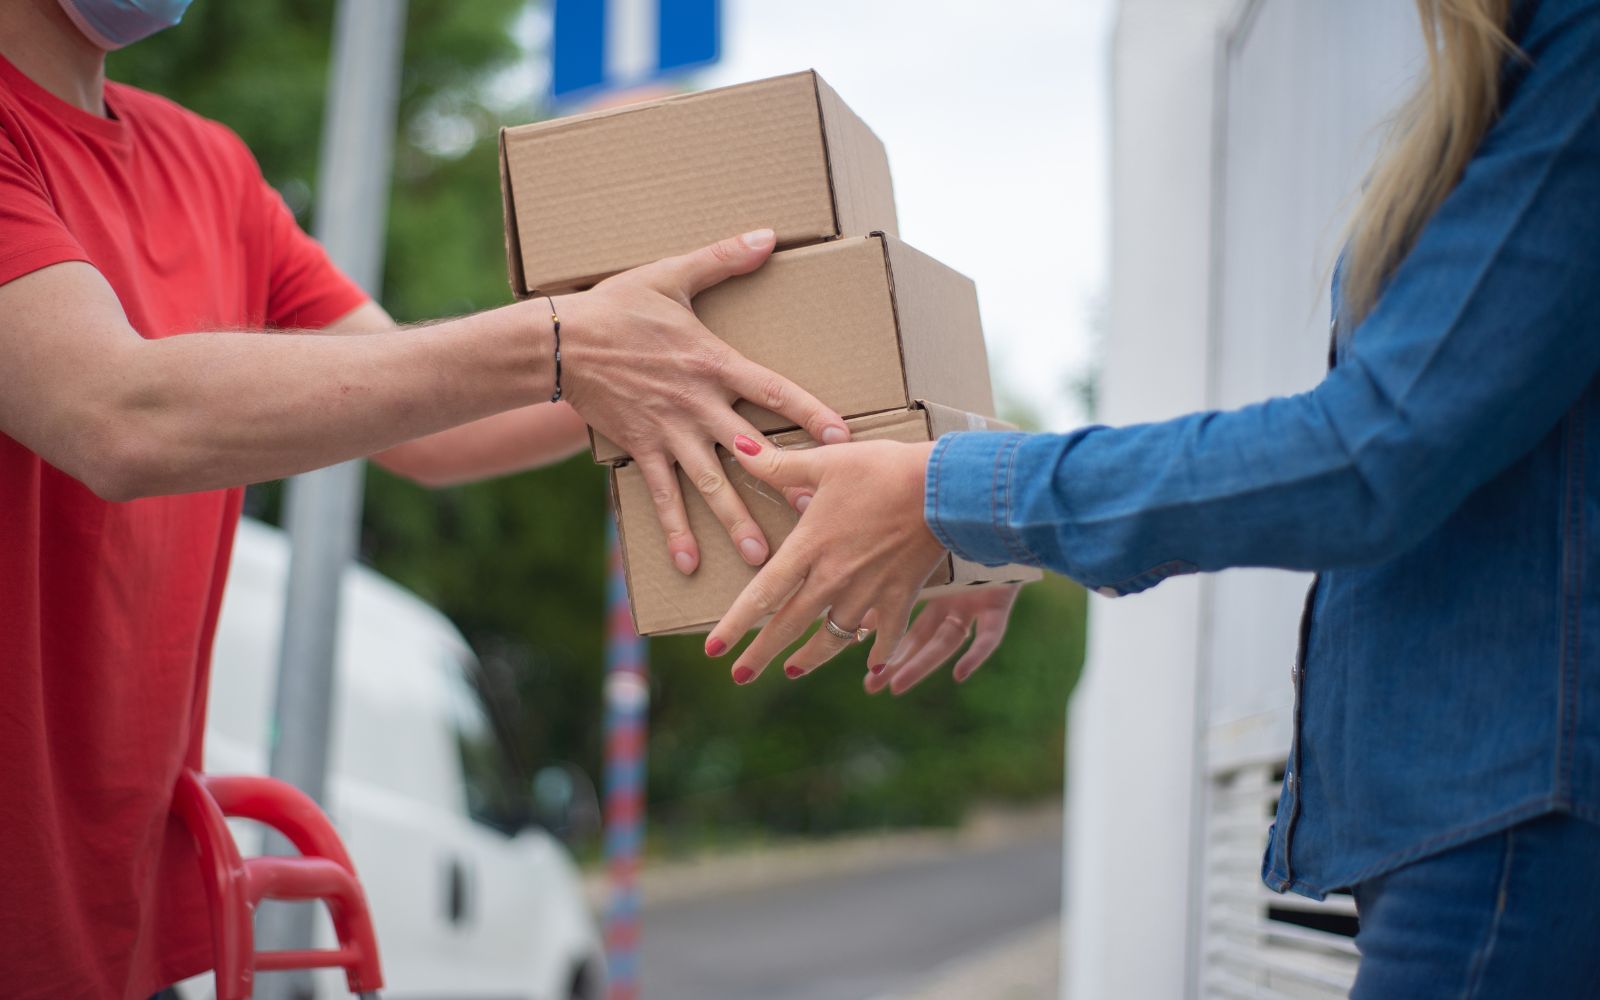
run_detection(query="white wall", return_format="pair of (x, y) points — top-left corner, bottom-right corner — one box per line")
(1067, 2), (1420, 997)
(1203, 0), (1418, 775)
(1064, 3), (1238, 998)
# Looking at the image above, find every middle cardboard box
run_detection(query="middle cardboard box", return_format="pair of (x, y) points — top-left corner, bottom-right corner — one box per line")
(590, 232), (996, 464)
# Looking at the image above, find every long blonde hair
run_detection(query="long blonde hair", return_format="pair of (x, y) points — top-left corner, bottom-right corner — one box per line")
(1341, 0), (1516, 328)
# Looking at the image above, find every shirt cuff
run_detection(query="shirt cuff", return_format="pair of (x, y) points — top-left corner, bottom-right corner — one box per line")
(923, 430), (1036, 568)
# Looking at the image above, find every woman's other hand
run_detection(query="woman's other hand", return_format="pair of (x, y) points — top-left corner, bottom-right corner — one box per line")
(558, 229), (851, 575)
(702, 436), (947, 683)
(864, 585), (1021, 696)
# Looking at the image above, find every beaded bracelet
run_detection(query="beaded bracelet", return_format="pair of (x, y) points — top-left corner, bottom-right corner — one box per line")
(544, 294), (563, 403)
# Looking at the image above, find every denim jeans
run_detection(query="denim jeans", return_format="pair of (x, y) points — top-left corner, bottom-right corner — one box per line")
(1350, 811), (1600, 998)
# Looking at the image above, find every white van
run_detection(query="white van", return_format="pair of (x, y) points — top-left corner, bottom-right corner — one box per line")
(181, 517), (604, 1000)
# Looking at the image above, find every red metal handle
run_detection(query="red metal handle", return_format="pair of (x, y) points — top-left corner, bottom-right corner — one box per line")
(172, 769), (384, 999)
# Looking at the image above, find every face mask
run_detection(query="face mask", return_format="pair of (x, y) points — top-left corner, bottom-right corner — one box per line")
(56, 0), (195, 51)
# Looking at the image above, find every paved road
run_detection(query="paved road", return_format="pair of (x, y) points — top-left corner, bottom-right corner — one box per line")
(638, 834), (1063, 1000)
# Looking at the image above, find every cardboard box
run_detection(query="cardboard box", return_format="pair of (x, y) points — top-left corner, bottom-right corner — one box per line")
(500, 70), (897, 296)
(612, 401), (1043, 636)
(590, 233), (997, 464)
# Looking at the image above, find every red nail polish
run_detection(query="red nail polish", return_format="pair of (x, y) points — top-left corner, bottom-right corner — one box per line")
(734, 434), (761, 456)
(869, 663), (885, 676)
(705, 637), (727, 657)
(784, 664), (804, 679)
(733, 666), (755, 685)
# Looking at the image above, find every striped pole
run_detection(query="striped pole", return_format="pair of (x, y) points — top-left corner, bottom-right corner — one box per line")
(602, 517), (649, 1000)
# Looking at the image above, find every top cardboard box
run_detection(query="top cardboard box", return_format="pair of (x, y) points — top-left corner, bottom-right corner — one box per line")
(499, 70), (897, 296)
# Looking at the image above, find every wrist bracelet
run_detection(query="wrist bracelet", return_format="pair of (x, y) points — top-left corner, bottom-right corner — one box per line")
(544, 294), (563, 403)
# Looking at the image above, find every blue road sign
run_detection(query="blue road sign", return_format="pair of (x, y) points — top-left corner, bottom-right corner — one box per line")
(552, 0), (721, 105)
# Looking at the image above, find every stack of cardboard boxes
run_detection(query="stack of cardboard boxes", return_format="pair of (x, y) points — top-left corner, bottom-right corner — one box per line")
(500, 70), (1038, 636)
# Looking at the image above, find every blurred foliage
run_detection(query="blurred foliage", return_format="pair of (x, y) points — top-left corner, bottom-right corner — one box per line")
(111, 0), (1086, 846)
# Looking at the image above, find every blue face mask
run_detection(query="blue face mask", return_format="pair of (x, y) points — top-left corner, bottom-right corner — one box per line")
(56, 0), (195, 51)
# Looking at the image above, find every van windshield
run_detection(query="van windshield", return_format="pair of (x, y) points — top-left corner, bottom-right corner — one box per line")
(442, 651), (522, 834)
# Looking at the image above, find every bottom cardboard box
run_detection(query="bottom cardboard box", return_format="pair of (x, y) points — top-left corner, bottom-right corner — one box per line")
(611, 401), (1043, 636)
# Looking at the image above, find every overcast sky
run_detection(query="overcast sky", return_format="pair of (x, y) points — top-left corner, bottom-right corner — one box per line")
(701, 0), (1113, 430)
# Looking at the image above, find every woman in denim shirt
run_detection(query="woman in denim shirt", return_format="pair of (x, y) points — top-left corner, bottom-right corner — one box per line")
(708, 0), (1600, 994)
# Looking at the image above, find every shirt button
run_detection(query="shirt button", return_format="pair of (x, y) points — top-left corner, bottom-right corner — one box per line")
(1096, 586), (1120, 598)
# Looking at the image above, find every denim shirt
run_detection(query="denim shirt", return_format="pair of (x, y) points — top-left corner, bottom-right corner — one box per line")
(925, 0), (1600, 898)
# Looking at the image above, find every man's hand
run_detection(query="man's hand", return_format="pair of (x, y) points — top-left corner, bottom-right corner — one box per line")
(558, 229), (851, 575)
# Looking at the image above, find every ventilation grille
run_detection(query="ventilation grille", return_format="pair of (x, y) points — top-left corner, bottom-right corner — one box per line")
(1199, 762), (1360, 998)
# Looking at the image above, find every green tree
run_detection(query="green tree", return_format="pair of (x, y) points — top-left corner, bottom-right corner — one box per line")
(112, 0), (1086, 846)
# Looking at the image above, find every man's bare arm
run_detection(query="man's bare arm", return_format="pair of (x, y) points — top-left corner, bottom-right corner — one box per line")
(0, 262), (553, 500)
(0, 231), (855, 573)
(323, 300), (591, 486)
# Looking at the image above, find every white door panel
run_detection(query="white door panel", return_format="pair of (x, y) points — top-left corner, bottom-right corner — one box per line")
(1196, 1), (1420, 995)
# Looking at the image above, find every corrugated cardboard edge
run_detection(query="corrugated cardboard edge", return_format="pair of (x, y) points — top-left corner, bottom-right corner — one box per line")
(881, 236), (997, 419)
(871, 236), (998, 424)
(608, 467), (648, 635)
(499, 127), (531, 299)
(507, 69), (818, 140)
(811, 74), (899, 238)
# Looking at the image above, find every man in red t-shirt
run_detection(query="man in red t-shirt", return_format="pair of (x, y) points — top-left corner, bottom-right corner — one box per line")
(0, 2), (857, 996)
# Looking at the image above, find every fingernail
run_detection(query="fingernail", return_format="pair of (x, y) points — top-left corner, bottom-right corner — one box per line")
(705, 637), (727, 657)
(954, 669), (969, 684)
(794, 494), (811, 514)
(734, 434), (761, 456)
(820, 425), (848, 446)
(869, 662), (886, 676)
(784, 664), (804, 679)
(739, 537), (766, 564)
(741, 228), (775, 250)
(673, 551), (696, 575)
(733, 666), (755, 685)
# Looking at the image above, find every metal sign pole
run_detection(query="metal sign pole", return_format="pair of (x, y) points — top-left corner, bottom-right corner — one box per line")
(257, 2), (407, 997)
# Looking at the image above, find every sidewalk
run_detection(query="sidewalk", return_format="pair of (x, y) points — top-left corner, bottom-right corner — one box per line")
(888, 917), (1061, 1000)
(584, 799), (1063, 913)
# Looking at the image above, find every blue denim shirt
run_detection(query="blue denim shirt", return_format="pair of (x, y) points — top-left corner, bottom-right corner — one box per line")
(925, 0), (1600, 898)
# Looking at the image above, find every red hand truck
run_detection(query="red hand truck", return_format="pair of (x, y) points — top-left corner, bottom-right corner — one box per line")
(172, 767), (384, 999)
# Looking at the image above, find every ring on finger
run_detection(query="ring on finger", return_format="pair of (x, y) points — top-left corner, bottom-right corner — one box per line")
(824, 615), (870, 644)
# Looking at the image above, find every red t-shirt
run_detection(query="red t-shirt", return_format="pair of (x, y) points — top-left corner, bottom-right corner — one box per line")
(0, 54), (367, 999)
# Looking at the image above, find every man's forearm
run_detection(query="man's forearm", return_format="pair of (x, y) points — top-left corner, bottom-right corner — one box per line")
(311, 299), (592, 486)
(101, 298), (553, 499)
(374, 401), (591, 487)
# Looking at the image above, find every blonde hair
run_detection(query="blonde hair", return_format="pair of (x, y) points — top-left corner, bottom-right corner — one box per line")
(1341, 0), (1516, 328)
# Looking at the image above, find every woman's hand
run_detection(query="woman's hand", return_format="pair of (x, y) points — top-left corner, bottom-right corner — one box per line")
(702, 435), (947, 683)
(864, 585), (1021, 696)
(557, 229), (850, 574)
